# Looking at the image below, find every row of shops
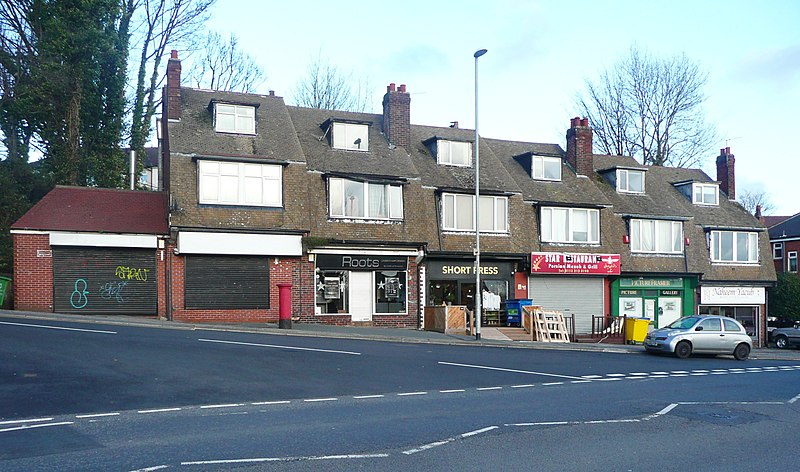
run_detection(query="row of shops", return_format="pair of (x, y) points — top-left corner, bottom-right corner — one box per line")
(15, 232), (768, 343)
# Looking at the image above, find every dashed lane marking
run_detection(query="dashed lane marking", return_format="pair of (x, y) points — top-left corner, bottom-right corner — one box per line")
(138, 408), (182, 414)
(251, 400), (291, 405)
(438, 361), (587, 380)
(76, 412), (120, 419)
(0, 421), (74, 433)
(0, 321), (117, 334)
(304, 398), (338, 403)
(182, 453), (389, 466)
(353, 395), (384, 399)
(198, 338), (361, 356)
(200, 404), (242, 409)
(0, 417), (54, 425)
(397, 392), (427, 396)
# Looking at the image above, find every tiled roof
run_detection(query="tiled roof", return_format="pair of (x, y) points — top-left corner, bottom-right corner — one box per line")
(769, 213), (800, 239)
(12, 186), (168, 234)
(763, 215), (791, 228)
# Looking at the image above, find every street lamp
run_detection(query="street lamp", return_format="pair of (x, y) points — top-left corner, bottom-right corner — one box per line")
(473, 48), (487, 341)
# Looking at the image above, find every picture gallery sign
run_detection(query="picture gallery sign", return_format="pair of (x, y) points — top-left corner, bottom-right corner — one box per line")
(530, 252), (621, 275)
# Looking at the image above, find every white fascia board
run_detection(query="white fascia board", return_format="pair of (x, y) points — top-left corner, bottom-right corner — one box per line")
(309, 247), (421, 256)
(49, 232), (157, 248)
(178, 232), (302, 256)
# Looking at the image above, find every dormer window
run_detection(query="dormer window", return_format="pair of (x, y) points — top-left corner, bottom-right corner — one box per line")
(436, 140), (471, 167)
(215, 103), (255, 134)
(332, 122), (369, 151)
(617, 169), (645, 193)
(693, 183), (718, 205)
(532, 155), (561, 181)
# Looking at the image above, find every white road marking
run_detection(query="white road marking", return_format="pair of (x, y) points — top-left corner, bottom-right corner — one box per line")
(129, 465), (170, 472)
(439, 389), (465, 393)
(304, 398), (338, 403)
(629, 372), (649, 376)
(462, 426), (498, 437)
(571, 380), (592, 384)
(606, 373), (626, 377)
(76, 412), (120, 418)
(0, 417), (54, 425)
(581, 375), (603, 379)
(138, 408), (181, 414)
(353, 395), (384, 399)
(0, 421), (74, 433)
(198, 338), (361, 355)
(251, 400), (291, 405)
(403, 439), (453, 455)
(397, 392), (427, 396)
(789, 394), (800, 404)
(0, 321), (116, 334)
(597, 378), (622, 381)
(182, 454), (388, 465)
(200, 404), (242, 409)
(543, 382), (563, 386)
(438, 361), (587, 380)
(477, 387), (503, 391)
(511, 384), (535, 388)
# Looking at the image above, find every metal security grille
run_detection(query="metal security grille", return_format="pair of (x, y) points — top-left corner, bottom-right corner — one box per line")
(184, 255), (269, 309)
(528, 276), (603, 334)
(53, 247), (157, 315)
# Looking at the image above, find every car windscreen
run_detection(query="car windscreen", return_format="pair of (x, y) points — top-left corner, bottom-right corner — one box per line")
(667, 317), (700, 329)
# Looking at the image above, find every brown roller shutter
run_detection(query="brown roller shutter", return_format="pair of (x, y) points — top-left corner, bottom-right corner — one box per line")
(184, 255), (269, 309)
(53, 247), (157, 315)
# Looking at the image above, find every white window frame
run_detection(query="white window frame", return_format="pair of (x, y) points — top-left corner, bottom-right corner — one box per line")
(630, 219), (683, 254)
(198, 160), (282, 207)
(540, 207), (600, 244)
(531, 155), (561, 181)
(328, 177), (403, 220)
(332, 122), (369, 151)
(441, 193), (508, 233)
(773, 242), (784, 259)
(789, 251), (798, 273)
(710, 230), (758, 263)
(214, 103), (256, 135)
(693, 183), (719, 205)
(617, 169), (645, 193)
(436, 140), (472, 167)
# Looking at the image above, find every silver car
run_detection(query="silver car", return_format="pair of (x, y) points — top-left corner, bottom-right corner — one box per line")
(644, 315), (752, 360)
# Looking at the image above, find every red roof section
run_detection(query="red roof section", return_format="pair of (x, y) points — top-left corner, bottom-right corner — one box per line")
(12, 186), (168, 234)
(763, 215), (791, 228)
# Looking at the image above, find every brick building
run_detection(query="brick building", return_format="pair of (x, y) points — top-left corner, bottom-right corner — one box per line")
(768, 213), (800, 276)
(11, 51), (777, 345)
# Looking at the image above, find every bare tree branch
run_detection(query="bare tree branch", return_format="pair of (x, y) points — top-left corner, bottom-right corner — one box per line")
(187, 31), (265, 93)
(738, 189), (775, 216)
(292, 53), (373, 112)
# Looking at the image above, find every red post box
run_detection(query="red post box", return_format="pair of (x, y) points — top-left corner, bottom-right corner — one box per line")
(278, 283), (292, 329)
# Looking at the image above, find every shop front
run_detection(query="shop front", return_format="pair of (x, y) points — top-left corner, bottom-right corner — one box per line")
(698, 285), (767, 345)
(611, 276), (697, 329)
(528, 252), (620, 334)
(425, 258), (517, 326)
(313, 250), (417, 326)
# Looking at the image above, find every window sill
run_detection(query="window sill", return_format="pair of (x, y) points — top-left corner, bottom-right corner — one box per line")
(442, 230), (510, 236)
(198, 203), (283, 210)
(328, 218), (403, 224)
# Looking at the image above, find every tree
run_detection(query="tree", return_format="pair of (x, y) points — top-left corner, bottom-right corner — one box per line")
(127, 0), (216, 178)
(187, 31), (264, 93)
(576, 46), (717, 168)
(738, 189), (775, 216)
(769, 272), (800, 320)
(293, 54), (372, 112)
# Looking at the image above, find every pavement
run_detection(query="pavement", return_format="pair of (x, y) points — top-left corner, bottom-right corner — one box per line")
(3, 309), (800, 361)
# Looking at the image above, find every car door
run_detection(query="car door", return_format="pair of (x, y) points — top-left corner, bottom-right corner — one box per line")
(788, 326), (800, 346)
(691, 318), (724, 352)
(721, 318), (745, 352)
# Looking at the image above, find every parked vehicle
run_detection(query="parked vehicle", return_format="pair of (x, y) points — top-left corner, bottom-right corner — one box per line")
(767, 317), (799, 342)
(771, 323), (800, 349)
(644, 315), (752, 360)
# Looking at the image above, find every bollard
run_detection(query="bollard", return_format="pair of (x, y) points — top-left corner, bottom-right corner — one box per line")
(277, 283), (292, 329)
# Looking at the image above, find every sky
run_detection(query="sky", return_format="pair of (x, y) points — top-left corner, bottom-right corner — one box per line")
(205, 0), (800, 215)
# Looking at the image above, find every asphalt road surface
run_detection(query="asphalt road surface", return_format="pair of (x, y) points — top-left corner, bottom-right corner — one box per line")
(2, 316), (798, 471)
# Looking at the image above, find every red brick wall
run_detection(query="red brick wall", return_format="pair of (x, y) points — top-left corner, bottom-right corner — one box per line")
(12, 233), (53, 312)
(773, 239), (800, 275)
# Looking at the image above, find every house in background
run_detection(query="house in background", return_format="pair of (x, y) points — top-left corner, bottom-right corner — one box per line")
(768, 213), (800, 277)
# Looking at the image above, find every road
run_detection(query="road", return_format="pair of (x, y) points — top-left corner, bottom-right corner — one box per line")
(1, 315), (799, 471)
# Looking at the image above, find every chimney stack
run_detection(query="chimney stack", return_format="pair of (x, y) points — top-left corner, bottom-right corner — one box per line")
(716, 146), (735, 200)
(382, 82), (410, 150)
(566, 117), (593, 177)
(166, 50), (182, 120)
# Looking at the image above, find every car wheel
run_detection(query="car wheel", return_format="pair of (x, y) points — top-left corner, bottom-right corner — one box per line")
(775, 335), (789, 349)
(733, 343), (750, 361)
(674, 341), (692, 359)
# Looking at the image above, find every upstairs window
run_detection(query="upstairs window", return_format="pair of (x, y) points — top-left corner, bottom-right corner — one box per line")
(630, 219), (683, 254)
(532, 155), (561, 181)
(710, 230), (758, 263)
(617, 169), (645, 193)
(198, 160), (282, 207)
(437, 140), (471, 167)
(693, 183), (719, 205)
(329, 177), (402, 220)
(442, 193), (507, 233)
(789, 251), (798, 273)
(215, 104), (255, 134)
(773, 242), (784, 259)
(332, 122), (369, 151)
(540, 207), (599, 244)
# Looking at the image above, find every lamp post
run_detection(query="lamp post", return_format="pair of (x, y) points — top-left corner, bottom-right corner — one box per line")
(473, 48), (487, 341)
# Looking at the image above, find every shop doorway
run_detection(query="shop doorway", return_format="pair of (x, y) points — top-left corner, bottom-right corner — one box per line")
(460, 283), (476, 311)
(349, 272), (372, 322)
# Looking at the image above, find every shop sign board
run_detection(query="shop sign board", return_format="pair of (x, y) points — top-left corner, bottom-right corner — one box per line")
(530, 252), (620, 275)
(316, 254), (407, 271)
(701, 286), (765, 305)
(427, 260), (513, 280)
(619, 277), (683, 289)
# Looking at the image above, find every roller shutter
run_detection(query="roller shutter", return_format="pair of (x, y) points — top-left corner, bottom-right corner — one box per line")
(185, 255), (269, 309)
(528, 276), (603, 334)
(53, 247), (157, 315)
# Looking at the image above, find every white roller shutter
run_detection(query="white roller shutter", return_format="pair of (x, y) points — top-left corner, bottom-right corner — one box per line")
(528, 276), (603, 334)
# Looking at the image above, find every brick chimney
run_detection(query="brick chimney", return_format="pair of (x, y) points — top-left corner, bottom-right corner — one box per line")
(382, 83), (410, 150)
(716, 146), (735, 200)
(166, 50), (182, 120)
(566, 117), (593, 177)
